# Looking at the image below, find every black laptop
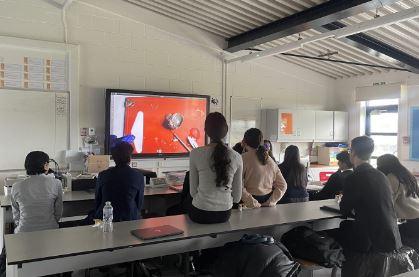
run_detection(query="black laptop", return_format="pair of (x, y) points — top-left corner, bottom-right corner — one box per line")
(131, 225), (184, 240)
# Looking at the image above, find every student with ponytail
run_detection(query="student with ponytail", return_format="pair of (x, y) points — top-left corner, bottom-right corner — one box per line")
(241, 128), (287, 208)
(188, 112), (243, 224)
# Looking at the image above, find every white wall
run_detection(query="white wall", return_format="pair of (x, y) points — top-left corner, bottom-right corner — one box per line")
(335, 71), (419, 171)
(0, 0), (337, 177)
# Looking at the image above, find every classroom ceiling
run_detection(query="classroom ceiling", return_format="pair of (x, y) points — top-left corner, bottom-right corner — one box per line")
(127, 0), (419, 79)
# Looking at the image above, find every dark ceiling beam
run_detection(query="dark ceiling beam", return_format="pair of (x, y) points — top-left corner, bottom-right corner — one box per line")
(318, 22), (419, 73)
(225, 0), (398, 53)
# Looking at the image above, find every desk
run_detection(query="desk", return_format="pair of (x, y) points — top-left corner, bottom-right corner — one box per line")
(5, 200), (341, 277)
(0, 187), (181, 249)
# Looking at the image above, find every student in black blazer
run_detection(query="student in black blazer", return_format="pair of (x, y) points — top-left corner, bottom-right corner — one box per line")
(314, 151), (353, 200)
(94, 142), (145, 222)
(338, 136), (401, 253)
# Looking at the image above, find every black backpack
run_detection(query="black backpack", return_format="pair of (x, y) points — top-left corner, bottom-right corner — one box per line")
(213, 234), (300, 277)
(281, 226), (344, 268)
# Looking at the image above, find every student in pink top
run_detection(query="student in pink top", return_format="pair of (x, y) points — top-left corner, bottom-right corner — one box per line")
(241, 128), (287, 208)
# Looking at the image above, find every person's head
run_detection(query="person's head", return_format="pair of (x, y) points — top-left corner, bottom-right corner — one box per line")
(336, 151), (352, 171)
(350, 136), (374, 166)
(205, 112), (231, 187)
(25, 151), (50, 175)
(205, 112), (228, 143)
(283, 145), (301, 165)
(243, 128), (269, 165)
(232, 142), (244, 154)
(377, 154), (419, 198)
(111, 141), (134, 166)
(264, 139), (276, 162)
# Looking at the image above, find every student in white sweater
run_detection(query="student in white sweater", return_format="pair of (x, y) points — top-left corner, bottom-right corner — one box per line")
(378, 154), (419, 240)
(189, 112), (243, 224)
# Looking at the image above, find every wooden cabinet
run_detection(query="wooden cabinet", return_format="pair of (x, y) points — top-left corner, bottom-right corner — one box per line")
(333, 111), (349, 142)
(315, 111), (334, 141)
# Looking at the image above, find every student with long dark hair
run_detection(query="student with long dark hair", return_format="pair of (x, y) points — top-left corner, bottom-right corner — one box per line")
(189, 112), (243, 224)
(278, 145), (309, 203)
(241, 128), (287, 208)
(377, 154), (419, 239)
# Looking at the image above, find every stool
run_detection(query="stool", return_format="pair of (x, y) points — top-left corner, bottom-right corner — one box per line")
(296, 259), (338, 277)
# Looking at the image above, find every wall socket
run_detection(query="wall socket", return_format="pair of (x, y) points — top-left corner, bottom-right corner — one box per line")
(132, 161), (138, 168)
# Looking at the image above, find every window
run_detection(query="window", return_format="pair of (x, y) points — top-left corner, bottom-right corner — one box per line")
(365, 99), (398, 163)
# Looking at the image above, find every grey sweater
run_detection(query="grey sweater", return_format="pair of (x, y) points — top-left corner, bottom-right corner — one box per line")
(11, 174), (63, 233)
(189, 145), (243, 211)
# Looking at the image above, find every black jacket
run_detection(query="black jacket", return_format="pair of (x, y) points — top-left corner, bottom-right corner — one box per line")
(340, 163), (402, 253)
(315, 170), (352, 200)
(94, 165), (144, 222)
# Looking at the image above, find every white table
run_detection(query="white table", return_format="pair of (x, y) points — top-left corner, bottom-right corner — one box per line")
(0, 187), (181, 249)
(5, 200), (341, 277)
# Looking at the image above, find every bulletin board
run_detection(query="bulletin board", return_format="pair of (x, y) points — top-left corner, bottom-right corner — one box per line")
(0, 36), (79, 170)
(410, 107), (419, 160)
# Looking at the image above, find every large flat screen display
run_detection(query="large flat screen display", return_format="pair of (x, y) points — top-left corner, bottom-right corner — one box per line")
(106, 89), (209, 158)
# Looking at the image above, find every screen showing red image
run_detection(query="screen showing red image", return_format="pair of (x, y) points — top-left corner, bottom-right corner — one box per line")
(108, 92), (208, 156)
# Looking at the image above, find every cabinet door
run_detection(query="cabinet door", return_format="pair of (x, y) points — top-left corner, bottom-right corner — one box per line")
(277, 110), (296, 141)
(295, 110), (315, 141)
(315, 111), (334, 141)
(334, 111), (348, 142)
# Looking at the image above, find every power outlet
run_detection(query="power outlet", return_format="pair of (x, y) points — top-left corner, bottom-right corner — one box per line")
(132, 161), (138, 168)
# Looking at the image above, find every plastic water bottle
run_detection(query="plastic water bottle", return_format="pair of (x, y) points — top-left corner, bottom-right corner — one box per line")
(102, 201), (113, 233)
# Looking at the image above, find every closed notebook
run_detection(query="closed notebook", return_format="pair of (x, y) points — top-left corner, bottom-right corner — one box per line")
(131, 225), (184, 240)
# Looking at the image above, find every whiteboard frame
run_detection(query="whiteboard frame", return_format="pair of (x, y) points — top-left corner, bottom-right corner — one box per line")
(0, 35), (80, 151)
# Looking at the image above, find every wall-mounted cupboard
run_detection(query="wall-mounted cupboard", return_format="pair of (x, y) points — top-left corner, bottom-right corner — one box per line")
(264, 109), (348, 142)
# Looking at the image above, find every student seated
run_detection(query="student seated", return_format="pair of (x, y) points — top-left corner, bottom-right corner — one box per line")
(11, 151), (63, 233)
(189, 112), (243, 224)
(377, 154), (419, 240)
(93, 142), (145, 222)
(278, 145), (309, 203)
(314, 151), (353, 200)
(339, 136), (401, 254)
(241, 128), (287, 208)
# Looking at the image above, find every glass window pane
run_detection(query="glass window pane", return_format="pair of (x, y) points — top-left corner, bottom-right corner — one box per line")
(368, 99), (399, 106)
(370, 111), (398, 133)
(370, 135), (398, 157)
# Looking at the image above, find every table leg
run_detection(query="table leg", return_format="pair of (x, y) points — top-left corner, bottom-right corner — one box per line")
(183, 252), (190, 277)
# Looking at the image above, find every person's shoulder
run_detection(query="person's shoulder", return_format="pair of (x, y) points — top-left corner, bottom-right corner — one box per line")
(11, 179), (24, 193)
(228, 147), (242, 161)
(130, 167), (144, 177)
(190, 146), (207, 158)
